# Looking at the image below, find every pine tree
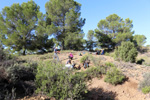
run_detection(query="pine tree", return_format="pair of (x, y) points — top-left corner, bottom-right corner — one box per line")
(133, 35), (147, 47)
(45, 0), (85, 50)
(95, 14), (134, 49)
(86, 30), (95, 51)
(0, 0), (40, 55)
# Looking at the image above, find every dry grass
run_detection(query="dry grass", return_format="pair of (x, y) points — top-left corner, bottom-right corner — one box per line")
(136, 52), (150, 66)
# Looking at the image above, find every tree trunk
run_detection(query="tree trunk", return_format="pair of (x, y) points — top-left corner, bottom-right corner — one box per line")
(23, 45), (26, 55)
(62, 40), (65, 50)
(23, 49), (26, 55)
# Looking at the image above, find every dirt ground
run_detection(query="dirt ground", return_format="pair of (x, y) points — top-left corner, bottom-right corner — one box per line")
(20, 51), (150, 100)
(59, 51), (150, 100)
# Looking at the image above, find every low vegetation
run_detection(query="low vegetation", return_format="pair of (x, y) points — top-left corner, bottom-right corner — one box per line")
(104, 66), (125, 85)
(35, 61), (87, 100)
(142, 86), (150, 94)
(115, 41), (138, 63)
(80, 55), (89, 63)
(0, 0), (149, 99)
(136, 54), (150, 66)
(139, 73), (150, 94)
(0, 60), (37, 99)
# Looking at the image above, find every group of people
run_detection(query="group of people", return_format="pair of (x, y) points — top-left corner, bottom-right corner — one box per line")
(96, 49), (104, 55)
(65, 52), (75, 69)
(53, 47), (95, 69)
(53, 47), (75, 69)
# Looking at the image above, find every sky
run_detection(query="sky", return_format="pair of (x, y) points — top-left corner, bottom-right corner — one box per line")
(0, 0), (149, 45)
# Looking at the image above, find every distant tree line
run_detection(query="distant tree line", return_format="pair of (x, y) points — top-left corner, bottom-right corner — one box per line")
(0, 0), (147, 55)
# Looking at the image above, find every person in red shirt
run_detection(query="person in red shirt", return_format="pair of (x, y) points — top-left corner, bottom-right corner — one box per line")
(68, 52), (73, 60)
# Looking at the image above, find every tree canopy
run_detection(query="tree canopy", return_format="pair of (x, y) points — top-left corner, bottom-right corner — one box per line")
(45, 0), (85, 50)
(0, 0), (148, 54)
(0, 0), (54, 55)
(86, 30), (95, 51)
(133, 35), (147, 47)
(95, 14), (134, 49)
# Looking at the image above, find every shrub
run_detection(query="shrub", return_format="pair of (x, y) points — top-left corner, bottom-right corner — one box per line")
(89, 55), (103, 67)
(0, 60), (37, 99)
(80, 55), (89, 63)
(0, 45), (12, 61)
(6, 62), (37, 83)
(105, 62), (115, 67)
(35, 61), (87, 100)
(105, 52), (109, 56)
(104, 67), (125, 85)
(139, 73), (150, 93)
(142, 86), (150, 94)
(84, 67), (102, 80)
(114, 41), (138, 63)
(80, 62), (116, 81)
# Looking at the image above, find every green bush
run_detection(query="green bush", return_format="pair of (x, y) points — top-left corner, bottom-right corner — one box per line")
(80, 55), (89, 63)
(104, 67), (125, 85)
(114, 41), (138, 63)
(139, 73), (150, 93)
(0, 60), (37, 100)
(84, 67), (102, 80)
(0, 44), (12, 61)
(142, 86), (150, 94)
(35, 61), (87, 100)
(105, 52), (109, 56)
(105, 62), (115, 67)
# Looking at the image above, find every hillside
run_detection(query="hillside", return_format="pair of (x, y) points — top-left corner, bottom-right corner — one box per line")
(18, 51), (150, 100)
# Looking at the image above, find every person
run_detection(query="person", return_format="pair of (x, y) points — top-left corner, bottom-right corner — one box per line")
(83, 60), (90, 69)
(72, 61), (76, 68)
(101, 49), (104, 55)
(79, 52), (82, 56)
(96, 50), (100, 55)
(65, 59), (73, 69)
(68, 52), (73, 60)
(53, 47), (59, 61)
(66, 58), (71, 64)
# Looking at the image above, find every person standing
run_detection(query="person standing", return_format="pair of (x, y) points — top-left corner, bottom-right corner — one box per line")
(53, 47), (59, 61)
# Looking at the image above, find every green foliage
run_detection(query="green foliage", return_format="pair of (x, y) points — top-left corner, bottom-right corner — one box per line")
(0, 1), (39, 55)
(104, 67), (125, 85)
(142, 86), (150, 94)
(87, 30), (94, 41)
(0, 0), (54, 55)
(105, 52), (109, 56)
(6, 62), (37, 83)
(64, 33), (86, 50)
(80, 55), (89, 63)
(0, 44), (12, 61)
(139, 73), (150, 91)
(114, 41), (138, 62)
(35, 61), (87, 100)
(95, 14), (134, 49)
(133, 35), (146, 47)
(86, 30), (95, 51)
(140, 73), (150, 94)
(74, 66), (103, 81)
(105, 62), (115, 67)
(104, 52), (115, 57)
(45, 0), (85, 50)
(0, 60), (37, 100)
(84, 67), (102, 80)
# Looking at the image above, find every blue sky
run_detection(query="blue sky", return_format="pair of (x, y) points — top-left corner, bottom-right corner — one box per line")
(0, 0), (149, 45)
